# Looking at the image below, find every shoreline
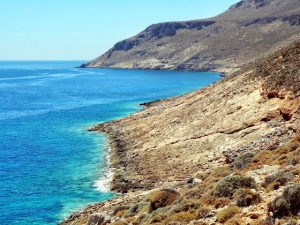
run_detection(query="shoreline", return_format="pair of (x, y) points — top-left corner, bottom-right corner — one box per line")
(60, 43), (300, 224)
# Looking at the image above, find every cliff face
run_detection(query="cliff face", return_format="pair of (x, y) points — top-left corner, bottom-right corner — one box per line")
(81, 0), (300, 73)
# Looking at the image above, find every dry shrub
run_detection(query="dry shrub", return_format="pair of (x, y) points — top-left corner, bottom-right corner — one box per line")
(193, 221), (209, 225)
(249, 135), (300, 170)
(214, 175), (256, 198)
(196, 171), (211, 181)
(141, 206), (171, 224)
(199, 190), (217, 206)
(150, 213), (167, 224)
(149, 189), (180, 210)
(249, 218), (274, 225)
(262, 170), (294, 189)
(216, 206), (241, 223)
(110, 221), (128, 225)
(185, 187), (204, 199)
(112, 205), (130, 216)
(123, 202), (149, 218)
(233, 188), (261, 207)
(225, 214), (242, 225)
(266, 182), (281, 192)
(205, 167), (231, 183)
(252, 150), (272, 164)
(162, 211), (199, 225)
(214, 197), (231, 209)
(171, 199), (201, 214)
(115, 210), (127, 218)
(124, 216), (138, 225)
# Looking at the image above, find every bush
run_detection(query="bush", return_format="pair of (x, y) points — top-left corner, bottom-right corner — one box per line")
(214, 175), (256, 198)
(233, 189), (261, 207)
(282, 184), (300, 215)
(268, 196), (290, 218)
(216, 206), (241, 223)
(268, 184), (300, 218)
(231, 153), (254, 170)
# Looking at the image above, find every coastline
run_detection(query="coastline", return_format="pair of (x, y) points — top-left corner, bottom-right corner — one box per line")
(86, 64), (300, 194)
(60, 40), (300, 224)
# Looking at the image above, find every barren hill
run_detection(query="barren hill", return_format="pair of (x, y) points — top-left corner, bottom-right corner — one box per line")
(80, 0), (300, 73)
(61, 38), (300, 225)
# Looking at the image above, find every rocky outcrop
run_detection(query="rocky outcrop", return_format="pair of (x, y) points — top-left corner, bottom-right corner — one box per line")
(81, 0), (300, 73)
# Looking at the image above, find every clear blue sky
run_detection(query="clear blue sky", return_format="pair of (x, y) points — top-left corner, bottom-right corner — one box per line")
(0, 0), (239, 60)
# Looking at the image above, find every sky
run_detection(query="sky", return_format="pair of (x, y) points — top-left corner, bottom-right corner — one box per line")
(0, 0), (239, 60)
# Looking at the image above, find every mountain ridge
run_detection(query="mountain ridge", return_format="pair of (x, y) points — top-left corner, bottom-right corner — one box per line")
(80, 0), (300, 73)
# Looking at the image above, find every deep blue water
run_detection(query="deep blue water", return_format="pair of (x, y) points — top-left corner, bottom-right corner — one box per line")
(0, 61), (220, 225)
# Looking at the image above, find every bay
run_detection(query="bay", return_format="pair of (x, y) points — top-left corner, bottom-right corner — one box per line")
(0, 61), (220, 224)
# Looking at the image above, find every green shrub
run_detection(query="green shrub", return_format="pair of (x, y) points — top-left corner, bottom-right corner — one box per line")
(282, 184), (300, 215)
(216, 206), (241, 223)
(214, 175), (256, 198)
(268, 196), (290, 218)
(268, 184), (300, 218)
(230, 153), (254, 170)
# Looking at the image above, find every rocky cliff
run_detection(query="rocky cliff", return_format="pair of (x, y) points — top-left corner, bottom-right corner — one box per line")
(60, 38), (300, 225)
(80, 0), (300, 73)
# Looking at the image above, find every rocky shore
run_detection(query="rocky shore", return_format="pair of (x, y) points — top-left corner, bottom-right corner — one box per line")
(60, 39), (300, 224)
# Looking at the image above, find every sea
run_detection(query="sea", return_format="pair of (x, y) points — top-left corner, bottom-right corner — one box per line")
(0, 61), (220, 225)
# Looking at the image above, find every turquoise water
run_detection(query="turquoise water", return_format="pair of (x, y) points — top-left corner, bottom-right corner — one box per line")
(0, 61), (220, 224)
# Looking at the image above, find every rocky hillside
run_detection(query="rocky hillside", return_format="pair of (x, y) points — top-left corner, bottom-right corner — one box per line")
(80, 0), (300, 73)
(60, 38), (300, 224)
